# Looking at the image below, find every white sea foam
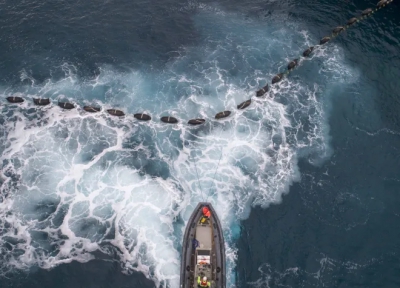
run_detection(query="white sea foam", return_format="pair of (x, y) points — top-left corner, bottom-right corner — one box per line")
(0, 4), (359, 288)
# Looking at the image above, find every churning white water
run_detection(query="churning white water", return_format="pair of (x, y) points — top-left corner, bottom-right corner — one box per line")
(0, 4), (359, 287)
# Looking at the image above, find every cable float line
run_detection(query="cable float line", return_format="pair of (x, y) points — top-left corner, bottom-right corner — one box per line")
(272, 0), (394, 82)
(2, 0), (394, 126)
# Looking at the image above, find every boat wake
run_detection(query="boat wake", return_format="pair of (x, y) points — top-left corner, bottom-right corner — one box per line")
(0, 4), (359, 288)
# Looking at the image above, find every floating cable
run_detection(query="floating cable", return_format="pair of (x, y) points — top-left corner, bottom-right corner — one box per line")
(1, 0), (394, 125)
(280, 0), (394, 80)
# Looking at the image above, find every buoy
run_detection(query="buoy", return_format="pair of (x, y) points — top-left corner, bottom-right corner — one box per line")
(320, 36), (331, 45)
(83, 106), (101, 112)
(287, 59), (299, 70)
(107, 109), (125, 117)
(361, 8), (373, 16)
(377, 0), (387, 7)
(347, 17), (358, 26)
(256, 84), (269, 97)
(237, 99), (251, 110)
(160, 116), (178, 123)
(272, 73), (283, 84)
(188, 119), (206, 125)
(33, 98), (50, 106)
(302, 47), (314, 57)
(58, 102), (75, 110)
(215, 111), (231, 119)
(332, 26), (345, 34)
(134, 113), (151, 121)
(6, 96), (24, 103)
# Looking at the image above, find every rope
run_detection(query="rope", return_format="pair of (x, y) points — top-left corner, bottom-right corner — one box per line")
(190, 149), (223, 203)
(192, 152), (205, 202)
(205, 150), (223, 203)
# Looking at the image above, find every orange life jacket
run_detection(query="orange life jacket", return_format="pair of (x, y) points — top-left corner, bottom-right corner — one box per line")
(202, 207), (211, 218)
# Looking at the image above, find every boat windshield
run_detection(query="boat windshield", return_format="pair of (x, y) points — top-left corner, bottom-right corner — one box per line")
(197, 249), (211, 264)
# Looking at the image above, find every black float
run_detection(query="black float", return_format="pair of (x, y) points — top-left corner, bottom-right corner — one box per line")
(302, 47), (314, 57)
(83, 106), (101, 112)
(58, 102), (75, 110)
(6, 97), (24, 103)
(33, 98), (51, 106)
(215, 111), (231, 119)
(107, 109), (125, 117)
(188, 119), (206, 125)
(320, 37), (331, 45)
(377, 0), (387, 8)
(347, 17), (358, 26)
(237, 99), (251, 110)
(332, 26), (345, 34)
(272, 73), (283, 84)
(161, 116), (178, 123)
(256, 84), (269, 97)
(134, 113), (152, 121)
(361, 8), (373, 16)
(287, 59), (299, 70)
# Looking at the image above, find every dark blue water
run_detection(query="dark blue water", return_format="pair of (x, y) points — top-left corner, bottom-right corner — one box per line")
(1, 0), (399, 287)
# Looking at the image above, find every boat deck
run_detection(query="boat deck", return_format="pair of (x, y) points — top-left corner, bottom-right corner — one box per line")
(196, 225), (212, 249)
(180, 202), (226, 288)
(194, 219), (213, 286)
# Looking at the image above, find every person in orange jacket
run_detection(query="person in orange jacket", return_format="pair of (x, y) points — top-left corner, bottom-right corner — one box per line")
(200, 206), (211, 224)
(197, 276), (210, 287)
(202, 206), (211, 217)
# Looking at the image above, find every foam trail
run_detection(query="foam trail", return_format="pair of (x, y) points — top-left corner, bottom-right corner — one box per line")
(0, 4), (359, 288)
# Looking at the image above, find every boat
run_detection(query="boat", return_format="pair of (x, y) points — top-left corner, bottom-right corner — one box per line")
(180, 202), (226, 288)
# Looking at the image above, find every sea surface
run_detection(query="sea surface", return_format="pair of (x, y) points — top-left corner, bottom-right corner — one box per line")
(0, 0), (399, 287)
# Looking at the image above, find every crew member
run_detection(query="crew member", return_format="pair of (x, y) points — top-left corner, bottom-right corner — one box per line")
(202, 206), (211, 218)
(200, 206), (211, 224)
(197, 276), (210, 287)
